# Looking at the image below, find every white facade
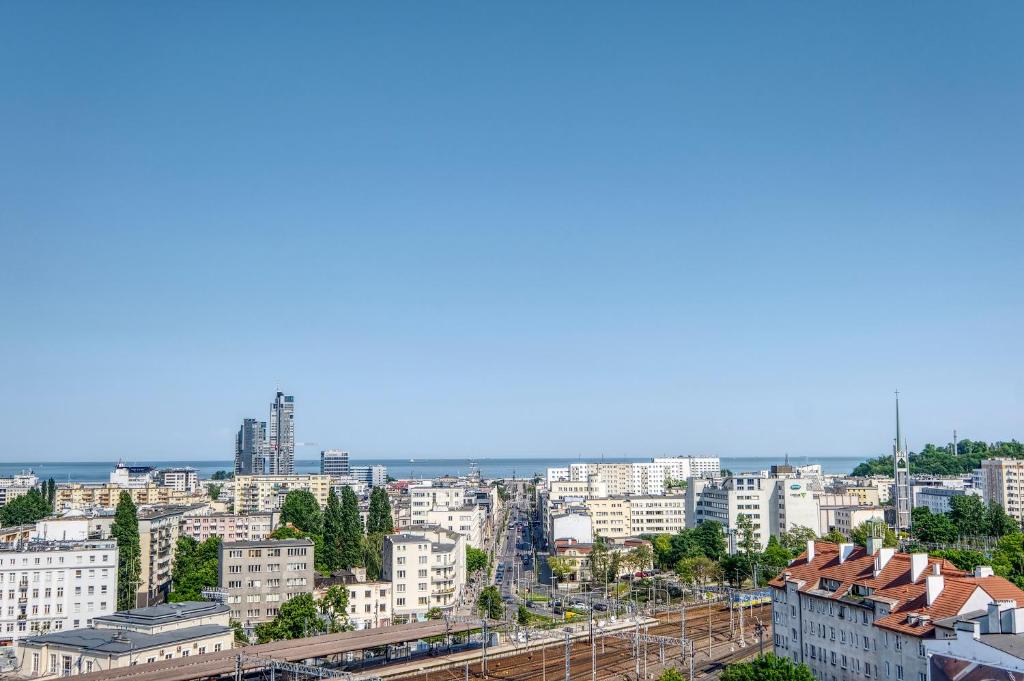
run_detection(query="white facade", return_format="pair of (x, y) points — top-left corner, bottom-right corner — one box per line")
(686, 475), (821, 550)
(351, 465), (388, 488)
(981, 458), (1024, 523)
(423, 506), (486, 549)
(382, 526), (466, 622)
(549, 512), (593, 544)
(0, 540), (118, 646)
(320, 450), (350, 479)
(157, 468), (199, 493)
(546, 467), (570, 483)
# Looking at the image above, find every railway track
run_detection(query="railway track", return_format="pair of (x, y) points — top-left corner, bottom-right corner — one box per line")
(391, 602), (771, 681)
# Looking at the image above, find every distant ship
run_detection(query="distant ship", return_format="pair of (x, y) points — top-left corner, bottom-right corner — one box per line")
(409, 458), (415, 463)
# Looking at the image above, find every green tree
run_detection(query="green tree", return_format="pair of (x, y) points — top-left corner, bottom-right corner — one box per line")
(208, 483), (223, 501)
(45, 479), (56, 508)
(820, 529), (846, 543)
(987, 501), (1019, 537)
(930, 549), (988, 572)
(517, 604), (530, 625)
(169, 536), (221, 602)
(230, 619), (250, 645)
(736, 514), (757, 557)
(627, 544), (654, 573)
(547, 556), (573, 585)
(477, 585), (504, 619)
(280, 490), (323, 536)
(588, 538), (611, 585)
(211, 470), (234, 481)
(319, 585), (350, 632)
(849, 520), (897, 548)
(692, 521), (726, 561)
(111, 491), (142, 610)
(322, 489), (343, 572)
(0, 489), (52, 527)
(366, 487), (393, 534)
(721, 653), (815, 681)
(339, 487), (364, 569)
(269, 525), (309, 540)
(658, 670), (686, 681)
(675, 555), (720, 587)
(650, 535), (674, 569)
(912, 507), (958, 544)
(254, 594), (325, 643)
(467, 547), (489, 574)
(992, 533), (1024, 588)
(760, 536), (794, 581)
(362, 533), (385, 580)
(949, 494), (987, 538)
(780, 526), (818, 556)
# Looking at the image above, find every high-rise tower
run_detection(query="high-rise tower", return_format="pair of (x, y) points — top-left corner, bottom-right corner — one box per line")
(893, 392), (911, 533)
(234, 418), (267, 476)
(268, 391), (295, 475)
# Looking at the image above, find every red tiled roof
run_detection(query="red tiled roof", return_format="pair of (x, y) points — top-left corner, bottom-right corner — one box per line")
(770, 542), (1024, 638)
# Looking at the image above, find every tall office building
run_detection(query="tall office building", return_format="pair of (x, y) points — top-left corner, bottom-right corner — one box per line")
(893, 393), (911, 533)
(320, 450), (350, 478)
(268, 392), (295, 475)
(234, 419), (267, 476)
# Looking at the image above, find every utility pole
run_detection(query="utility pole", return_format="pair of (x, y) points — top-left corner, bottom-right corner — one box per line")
(707, 597), (712, 658)
(481, 619), (488, 677)
(543, 641), (547, 681)
(564, 629), (572, 681)
(688, 640), (695, 681)
(680, 604), (686, 663)
(738, 600), (746, 647)
(590, 605), (596, 681)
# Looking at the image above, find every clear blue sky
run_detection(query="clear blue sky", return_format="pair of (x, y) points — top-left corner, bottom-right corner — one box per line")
(2, 3), (1021, 462)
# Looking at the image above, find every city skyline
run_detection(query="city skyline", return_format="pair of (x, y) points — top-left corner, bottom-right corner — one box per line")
(3, 3), (1021, 461)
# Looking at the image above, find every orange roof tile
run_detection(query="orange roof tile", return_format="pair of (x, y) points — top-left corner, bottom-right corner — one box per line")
(770, 542), (1024, 638)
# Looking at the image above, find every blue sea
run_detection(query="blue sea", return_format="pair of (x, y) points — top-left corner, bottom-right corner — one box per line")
(0, 456), (865, 482)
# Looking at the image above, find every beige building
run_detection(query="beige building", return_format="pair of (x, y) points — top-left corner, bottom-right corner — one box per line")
(179, 512), (278, 543)
(383, 526), (466, 623)
(583, 497), (631, 539)
(233, 475), (332, 514)
(218, 539), (315, 637)
(423, 505), (486, 549)
(15, 601), (232, 678)
(818, 504), (885, 537)
(55, 484), (206, 511)
(982, 458), (1024, 523)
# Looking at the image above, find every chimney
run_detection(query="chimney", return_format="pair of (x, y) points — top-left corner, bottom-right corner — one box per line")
(1009, 606), (1024, 635)
(974, 566), (994, 578)
(926, 565), (944, 606)
(910, 553), (929, 583)
(987, 602), (1002, 634)
(874, 547), (896, 577)
(806, 540), (815, 563)
(866, 535), (882, 556)
(839, 543), (855, 564)
(955, 620), (981, 640)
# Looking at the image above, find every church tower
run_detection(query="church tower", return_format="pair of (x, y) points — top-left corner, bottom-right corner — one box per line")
(893, 392), (912, 533)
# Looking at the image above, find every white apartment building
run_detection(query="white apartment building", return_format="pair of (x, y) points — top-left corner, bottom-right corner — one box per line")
(314, 568), (392, 630)
(408, 485), (467, 525)
(558, 457), (720, 496)
(628, 495), (686, 536)
(547, 480), (609, 503)
(382, 525), (466, 623)
(548, 511), (594, 545)
(233, 475), (332, 514)
(686, 475), (820, 550)
(981, 458), (1024, 523)
(912, 487), (978, 516)
(423, 506), (486, 549)
(0, 540), (118, 646)
(819, 505), (885, 536)
(771, 540), (1024, 681)
(925, 600), (1024, 681)
(546, 468), (570, 484)
(156, 468), (199, 493)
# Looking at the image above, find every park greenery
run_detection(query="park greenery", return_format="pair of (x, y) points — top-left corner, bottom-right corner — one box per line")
(169, 536), (221, 602)
(851, 439), (1024, 476)
(111, 491), (141, 611)
(911, 495), (1017, 544)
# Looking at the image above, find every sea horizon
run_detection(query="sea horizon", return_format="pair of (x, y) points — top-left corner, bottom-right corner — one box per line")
(0, 454), (869, 482)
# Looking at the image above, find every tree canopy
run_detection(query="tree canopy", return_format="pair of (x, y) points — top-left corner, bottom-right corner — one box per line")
(254, 594), (326, 643)
(0, 489), (52, 527)
(322, 489), (343, 573)
(280, 490), (323, 536)
(466, 547), (489, 574)
(111, 491), (141, 610)
(366, 487), (393, 534)
(339, 487), (364, 569)
(477, 585), (504, 619)
(169, 536), (221, 602)
(852, 439), (1024, 477)
(721, 654), (815, 681)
